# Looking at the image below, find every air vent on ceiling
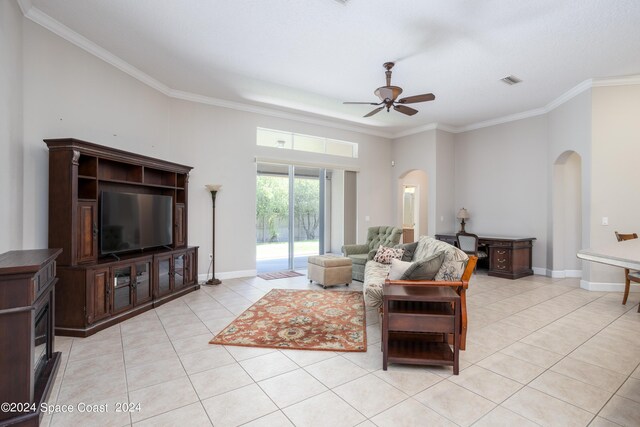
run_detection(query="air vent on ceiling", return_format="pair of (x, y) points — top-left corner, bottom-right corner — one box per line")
(333, 0), (348, 4)
(501, 75), (522, 85)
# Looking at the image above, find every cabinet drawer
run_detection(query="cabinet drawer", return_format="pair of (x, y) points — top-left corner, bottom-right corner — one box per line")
(490, 248), (512, 271)
(388, 314), (455, 333)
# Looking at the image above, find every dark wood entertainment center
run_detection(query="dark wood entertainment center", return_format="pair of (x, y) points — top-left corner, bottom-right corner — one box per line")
(45, 139), (199, 337)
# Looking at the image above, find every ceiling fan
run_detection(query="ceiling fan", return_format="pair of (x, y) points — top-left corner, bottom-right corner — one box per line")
(344, 62), (435, 117)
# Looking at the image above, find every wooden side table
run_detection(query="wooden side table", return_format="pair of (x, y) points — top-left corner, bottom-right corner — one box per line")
(382, 284), (460, 374)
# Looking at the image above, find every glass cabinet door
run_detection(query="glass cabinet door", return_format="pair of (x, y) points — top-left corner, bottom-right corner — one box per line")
(174, 254), (185, 289)
(135, 261), (152, 304)
(157, 257), (172, 296)
(112, 266), (133, 312)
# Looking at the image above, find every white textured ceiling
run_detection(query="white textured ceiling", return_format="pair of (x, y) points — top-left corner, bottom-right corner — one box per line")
(26, 0), (640, 134)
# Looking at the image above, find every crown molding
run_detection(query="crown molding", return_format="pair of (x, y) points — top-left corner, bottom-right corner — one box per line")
(394, 74), (640, 138)
(544, 79), (593, 112)
(392, 122), (459, 139)
(20, 3), (393, 140)
(169, 90), (393, 138)
(592, 74), (640, 87)
(20, 0), (172, 95)
(455, 107), (548, 133)
(17, 0), (32, 15)
(19, 3), (640, 142)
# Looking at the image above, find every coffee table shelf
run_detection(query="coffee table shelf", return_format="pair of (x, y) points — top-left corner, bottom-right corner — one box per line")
(382, 285), (460, 374)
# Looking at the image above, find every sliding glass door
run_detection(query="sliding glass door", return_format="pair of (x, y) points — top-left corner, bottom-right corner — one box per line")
(256, 163), (324, 273)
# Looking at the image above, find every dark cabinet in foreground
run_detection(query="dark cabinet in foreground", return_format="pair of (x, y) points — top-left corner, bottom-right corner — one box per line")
(0, 249), (62, 427)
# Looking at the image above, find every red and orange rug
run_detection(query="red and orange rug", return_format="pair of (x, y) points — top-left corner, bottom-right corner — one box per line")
(209, 289), (367, 352)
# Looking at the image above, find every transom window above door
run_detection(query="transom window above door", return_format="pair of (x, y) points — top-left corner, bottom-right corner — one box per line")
(257, 128), (358, 158)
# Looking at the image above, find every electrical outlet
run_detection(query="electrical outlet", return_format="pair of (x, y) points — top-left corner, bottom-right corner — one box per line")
(601, 217), (609, 226)
(209, 253), (213, 260)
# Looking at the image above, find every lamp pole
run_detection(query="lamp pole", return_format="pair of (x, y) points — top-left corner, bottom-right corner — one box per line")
(206, 185), (222, 285)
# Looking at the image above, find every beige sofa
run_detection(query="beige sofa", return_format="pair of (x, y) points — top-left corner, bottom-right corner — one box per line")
(363, 236), (476, 349)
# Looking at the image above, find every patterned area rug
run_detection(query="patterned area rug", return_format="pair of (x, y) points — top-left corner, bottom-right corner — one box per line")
(209, 289), (367, 352)
(257, 271), (304, 280)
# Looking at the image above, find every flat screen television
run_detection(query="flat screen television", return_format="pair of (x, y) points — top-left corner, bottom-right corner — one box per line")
(100, 191), (173, 255)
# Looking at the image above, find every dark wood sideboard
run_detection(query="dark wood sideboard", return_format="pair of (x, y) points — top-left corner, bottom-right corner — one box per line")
(45, 139), (199, 337)
(0, 249), (62, 427)
(435, 234), (536, 279)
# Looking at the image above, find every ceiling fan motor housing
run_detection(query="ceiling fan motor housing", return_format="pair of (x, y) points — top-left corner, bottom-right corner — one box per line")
(374, 86), (403, 102)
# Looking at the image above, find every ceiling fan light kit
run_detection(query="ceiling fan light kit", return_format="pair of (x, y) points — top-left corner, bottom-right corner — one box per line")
(344, 62), (435, 117)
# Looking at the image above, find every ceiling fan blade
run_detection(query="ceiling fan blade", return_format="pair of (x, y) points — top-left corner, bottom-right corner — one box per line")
(364, 106), (385, 117)
(343, 101), (382, 105)
(398, 93), (435, 104)
(393, 104), (419, 116)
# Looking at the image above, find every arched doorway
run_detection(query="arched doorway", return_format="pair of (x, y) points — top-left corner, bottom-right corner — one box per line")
(552, 151), (582, 277)
(398, 169), (428, 242)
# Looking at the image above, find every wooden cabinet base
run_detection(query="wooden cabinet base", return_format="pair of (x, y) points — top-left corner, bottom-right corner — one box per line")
(55, 247), (199, 338)
(55, 284), (199, 337)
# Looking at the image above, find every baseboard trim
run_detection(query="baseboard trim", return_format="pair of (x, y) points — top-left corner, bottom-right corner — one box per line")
(549, 269), (583, 279)
(198, 269), (257, 282)
(532, 267), (547, 276)
(580, 280), (640, 292)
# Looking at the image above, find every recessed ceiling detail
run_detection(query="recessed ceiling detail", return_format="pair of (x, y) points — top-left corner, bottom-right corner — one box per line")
(21, 0), (640, 134)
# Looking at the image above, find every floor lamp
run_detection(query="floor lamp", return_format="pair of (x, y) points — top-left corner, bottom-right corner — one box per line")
(205, 184), (222, 285)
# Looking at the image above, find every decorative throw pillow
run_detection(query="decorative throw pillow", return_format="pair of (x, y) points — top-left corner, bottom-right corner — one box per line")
(401, 251), (445, 280)
(372, 246), (404, 264)
(387, 258), (414, 280)
(394, 241), (419, 262)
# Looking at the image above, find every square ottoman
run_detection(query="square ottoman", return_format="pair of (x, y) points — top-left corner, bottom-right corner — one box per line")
(308, 255), (352, 289)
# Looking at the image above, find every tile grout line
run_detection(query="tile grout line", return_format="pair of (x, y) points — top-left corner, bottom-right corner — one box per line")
(498, 292), (640, 423)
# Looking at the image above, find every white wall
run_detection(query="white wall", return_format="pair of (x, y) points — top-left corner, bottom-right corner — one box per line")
(547, 89), (592, 278)
(399, 170), (428, 238)
(552, 152), (582, 272)
(20, 20), (393, 276)
(0, 1), (24, 253)
(454, 116), (549, 270)
(590, 84), (640, 284)
(435, 130), (456, 233)
(22, 21), (172, 252)
(391, 129), (437, 235)
(329, 170), (344, 253)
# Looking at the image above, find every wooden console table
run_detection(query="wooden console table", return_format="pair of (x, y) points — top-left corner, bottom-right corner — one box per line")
(435, 234), (536, 279)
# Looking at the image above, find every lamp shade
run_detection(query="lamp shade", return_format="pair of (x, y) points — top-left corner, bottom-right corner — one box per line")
(205, 184), (222, 192)
(457, 207), (470, 220)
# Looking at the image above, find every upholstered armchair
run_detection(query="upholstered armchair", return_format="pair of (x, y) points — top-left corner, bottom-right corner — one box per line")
(342, 226), (402, 281)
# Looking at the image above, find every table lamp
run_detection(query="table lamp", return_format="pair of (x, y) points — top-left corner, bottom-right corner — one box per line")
(457, 207), (469, 233)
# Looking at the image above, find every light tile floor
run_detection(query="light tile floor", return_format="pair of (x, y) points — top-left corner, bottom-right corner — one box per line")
(43, 272), (640, 427)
